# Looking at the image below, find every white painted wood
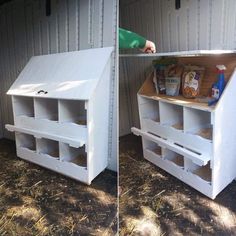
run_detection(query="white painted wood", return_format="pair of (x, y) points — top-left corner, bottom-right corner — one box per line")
(17, 147), (89, 184)
(132, 127), (210, 166)
(59, 100), (86, 124)
(37, 138), (60, 159)
(184, 107), (212, 135)
(132, 55), (236, 198)
(142, 119), (212, 156)
(34, 98), (58, 121)
(11, 116), (87, 144)
(0, 0), (117, 172)
(120, 50), (236, 58)
(87, 58), (111, 180)
(7, 47), (113, 100)
(142, 142), (213, 198)
(212, 69), (236, 197)
(159, 102), (183, 127)
(6, 48), (113, 184)
(6, 124), (85, 148)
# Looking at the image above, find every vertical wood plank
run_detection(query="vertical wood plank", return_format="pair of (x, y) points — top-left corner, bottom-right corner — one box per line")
(79, 0), (91, 49)
(58, 0), (68, 52)
(210, 0), (225, 49)
(68, 0), (78, 51)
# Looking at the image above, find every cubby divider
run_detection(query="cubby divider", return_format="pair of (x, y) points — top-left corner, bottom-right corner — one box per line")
(34, 98), (58, 121)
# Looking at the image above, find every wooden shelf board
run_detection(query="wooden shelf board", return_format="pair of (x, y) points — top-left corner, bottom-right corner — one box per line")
(140, 93), (215, 112)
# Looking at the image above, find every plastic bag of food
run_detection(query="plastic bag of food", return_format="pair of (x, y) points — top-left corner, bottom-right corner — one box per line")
(153, 65), (166, 94)
(165, 64), (183, 96)
(152, 58), (177, 94)
(182, 66), (205, 98)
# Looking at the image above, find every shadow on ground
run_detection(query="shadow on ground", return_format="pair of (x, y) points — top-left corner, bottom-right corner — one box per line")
(0, 139), (117, 236)
(119, 134), (236, 236)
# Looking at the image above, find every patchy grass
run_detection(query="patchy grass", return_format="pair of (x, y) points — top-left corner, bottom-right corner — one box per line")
(0, 139), (117, 235)
(119, 134), (236, 236)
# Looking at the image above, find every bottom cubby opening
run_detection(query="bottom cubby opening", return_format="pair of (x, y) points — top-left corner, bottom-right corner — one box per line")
(16, 133), (36, 151)
(37, 138), (59, 159)
(60, 144), (87, 168)
(143, 139), (162, 156)
(185, 159), (212, 182)
(163, 149), (184, 168)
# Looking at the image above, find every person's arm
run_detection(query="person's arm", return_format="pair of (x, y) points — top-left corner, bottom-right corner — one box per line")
(119, 28), (146, 49)
(119, 28), (156, 53)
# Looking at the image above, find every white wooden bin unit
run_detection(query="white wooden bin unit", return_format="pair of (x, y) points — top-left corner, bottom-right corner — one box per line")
(131, 51), (236, 199)
(6, 47), (113, 184)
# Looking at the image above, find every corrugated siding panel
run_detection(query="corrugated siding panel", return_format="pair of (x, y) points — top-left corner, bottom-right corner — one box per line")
(0, 0), (117, 171)
(120, 0), (236, 135)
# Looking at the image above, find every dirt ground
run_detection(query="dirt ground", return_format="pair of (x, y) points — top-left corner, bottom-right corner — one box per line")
(119, 134), (236, 236)
(0, 139), (117, 236)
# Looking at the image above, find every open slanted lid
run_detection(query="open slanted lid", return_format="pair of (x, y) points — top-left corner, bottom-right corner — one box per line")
(7, 47), (113, 100)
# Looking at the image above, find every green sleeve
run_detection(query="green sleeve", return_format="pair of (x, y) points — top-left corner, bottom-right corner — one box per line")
(119, 28), (146, 49)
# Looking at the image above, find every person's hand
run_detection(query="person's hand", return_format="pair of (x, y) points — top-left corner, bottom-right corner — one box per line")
(141, 40), (156, 53)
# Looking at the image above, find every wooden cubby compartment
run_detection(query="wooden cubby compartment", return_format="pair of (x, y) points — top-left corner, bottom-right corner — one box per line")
(163, 148), (184, 168)
(143, 138), (162, 157)
(13, 96), (34, 117)
(16, 132), (36, 151)
(185, 158), (212, 183)
(34, 98), (58, 121)
(184, 107), (212, 140)
(37, 138), (59, 159)
(159, 102), (183, 130)
(59, 100), (87, 126)
(60, 143), (87, 168)
(138, 97), (160, 122)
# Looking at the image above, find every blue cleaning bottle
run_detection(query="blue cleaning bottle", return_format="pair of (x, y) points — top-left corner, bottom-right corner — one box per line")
(208, 65), (226, 106)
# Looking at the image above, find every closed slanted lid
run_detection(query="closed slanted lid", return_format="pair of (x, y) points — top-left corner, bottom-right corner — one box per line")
(7, 47), (113, 100)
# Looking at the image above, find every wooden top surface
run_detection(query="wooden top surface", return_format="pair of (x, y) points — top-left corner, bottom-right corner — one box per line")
(140, 93), (215, 112)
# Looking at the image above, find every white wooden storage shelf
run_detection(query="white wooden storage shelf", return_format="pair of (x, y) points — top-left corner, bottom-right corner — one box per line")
(6, 47), (113, 184)
(132, 52), (236, 199)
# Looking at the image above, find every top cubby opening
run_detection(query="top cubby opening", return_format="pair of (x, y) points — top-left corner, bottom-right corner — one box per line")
(59, 100), (87, 126)
(160, 102), (183, 130)
(184, 107), (212, 140)
(13, 96), (34, 117)
(138, 97), (160, 122)
(34, 98), (58, 121)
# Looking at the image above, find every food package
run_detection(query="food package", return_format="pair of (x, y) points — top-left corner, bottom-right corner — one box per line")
(182, 66), (205, 98)
(152, 58), (177, 94)
(165, 64), (183, 96)
(153, 65), (166, 94)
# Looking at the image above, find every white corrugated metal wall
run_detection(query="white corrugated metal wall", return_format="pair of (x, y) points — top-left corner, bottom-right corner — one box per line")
(119, 0), (236, 136)
(0, 0), (117, 171)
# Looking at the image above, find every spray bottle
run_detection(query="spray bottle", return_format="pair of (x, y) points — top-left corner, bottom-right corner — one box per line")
(208, 65), (226, 106)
